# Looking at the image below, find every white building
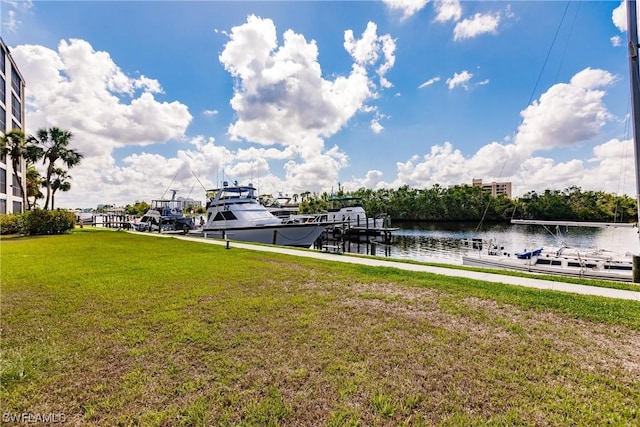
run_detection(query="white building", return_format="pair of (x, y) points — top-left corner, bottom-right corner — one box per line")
(0, 37), (26, 213)
(472, 178), (512, 199)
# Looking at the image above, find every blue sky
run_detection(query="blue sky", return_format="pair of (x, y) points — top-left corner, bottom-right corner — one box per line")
(1, 0), (638, 208)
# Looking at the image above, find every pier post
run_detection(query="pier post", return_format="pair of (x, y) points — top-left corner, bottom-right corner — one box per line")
(272, 230), (278, 245)
(634, 255), (640, 283)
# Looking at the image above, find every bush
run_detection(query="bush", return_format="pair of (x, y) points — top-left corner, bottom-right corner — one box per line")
(0, 214), (23, 235)
(0, 210), (76, 235)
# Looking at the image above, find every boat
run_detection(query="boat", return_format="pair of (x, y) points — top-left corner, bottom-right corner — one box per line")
(463, 238), (634, 282)
(132, 190), (195, 233)
(202, 182), (327, 247)
(322, 196), (396, 242)
(325, 196), (387, 228)
(463, 0), (640, 282)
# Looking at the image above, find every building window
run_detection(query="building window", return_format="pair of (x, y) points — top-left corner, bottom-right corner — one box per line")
(12, 174), (21, 197)
(0, 199), (6, 214)
(0, 50), (5, 76)
(12, 120), (20, 130)
(11, 68), (20, 97)
(0, 75), (5, 105)
(0, 105), (5, 131)
(12, 200), (22, 213)
(0, 167), (5, 194)
(11, 94), (20, 123)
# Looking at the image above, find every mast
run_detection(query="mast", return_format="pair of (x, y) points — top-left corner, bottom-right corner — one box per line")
(628, 0), (640, 281)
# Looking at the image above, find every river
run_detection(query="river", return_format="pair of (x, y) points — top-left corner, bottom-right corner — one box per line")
(337, 222), (640, 265)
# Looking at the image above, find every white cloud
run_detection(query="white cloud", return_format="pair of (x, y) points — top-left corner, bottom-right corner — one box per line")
(13, 39), (191, 151)
(1, 0), (32, 34)
(433, 0), (461, 23)
(446, 70), (472, 90)
(454, 12), (501, 41)
(343, 170), (385, 191)
(219, 15), (395, 190)
(514, 68), (615, 152)
(203, 109), (219, 116)
(612, 0), (640, 34)
(613, 1), (627, 33)
(418, 76), (440, 88)
(11, 39), (195, 207)
(382, 0), (430, 20)
(370, 118), (384, 134)
(611, 35), (623, 47)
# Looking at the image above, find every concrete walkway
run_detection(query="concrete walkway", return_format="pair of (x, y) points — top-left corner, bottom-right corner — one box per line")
(134, 231), (640, 302)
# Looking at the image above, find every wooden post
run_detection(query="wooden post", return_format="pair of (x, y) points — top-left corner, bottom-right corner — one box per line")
(272, 230), (278, 245)
(633, 255), (640, 283)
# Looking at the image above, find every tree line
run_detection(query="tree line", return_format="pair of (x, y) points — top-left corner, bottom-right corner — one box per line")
(290, 184), (637, 224)
(1, 127), (83, 211)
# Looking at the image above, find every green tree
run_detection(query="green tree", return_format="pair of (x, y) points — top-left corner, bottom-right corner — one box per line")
(48, 167), (72, 210)
(28, 127), (83, 210)
(0, 130), (29, 210)
(25, 165), (44, 209)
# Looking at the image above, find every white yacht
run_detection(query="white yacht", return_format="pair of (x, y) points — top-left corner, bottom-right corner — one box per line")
(202, 183), (327, 247)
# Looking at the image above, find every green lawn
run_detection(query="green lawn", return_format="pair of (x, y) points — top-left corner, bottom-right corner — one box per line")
(1, 228), (639, 426)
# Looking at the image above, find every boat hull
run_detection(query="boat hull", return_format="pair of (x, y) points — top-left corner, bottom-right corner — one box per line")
(202, 223), (326, 247)
(462, 254), (633, 282)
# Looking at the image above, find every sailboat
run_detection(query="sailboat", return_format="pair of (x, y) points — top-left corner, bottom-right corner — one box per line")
(462, 0), (640, 282)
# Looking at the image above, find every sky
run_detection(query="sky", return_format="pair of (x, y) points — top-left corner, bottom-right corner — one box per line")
(1, 0), (639, 208)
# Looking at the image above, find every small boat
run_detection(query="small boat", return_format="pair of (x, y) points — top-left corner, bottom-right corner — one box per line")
(321, 196), (396, 243)
(325, 196), (388, 229)
(462, 238), (634, 281)
(132, 190), (195, 233)
(202, 183), (327, 247)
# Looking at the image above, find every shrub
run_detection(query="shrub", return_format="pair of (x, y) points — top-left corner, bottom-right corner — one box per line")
(0, 210), (76, 235)
(0, 214), (23, 235)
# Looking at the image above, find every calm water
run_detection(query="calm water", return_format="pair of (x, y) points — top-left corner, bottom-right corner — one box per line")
(338, 222), (640, 265)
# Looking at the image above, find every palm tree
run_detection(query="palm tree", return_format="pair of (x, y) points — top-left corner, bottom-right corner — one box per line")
(28, 127), (83, 210)
(25, 165), (44, 209)
(48, 167), (71, 210)
(0, 130), (29, 210)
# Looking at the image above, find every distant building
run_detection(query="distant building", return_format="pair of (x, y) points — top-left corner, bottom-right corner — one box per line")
(472, 178), (512, 199)
(176, 197), (202, 210)
(0, 37), (26, 214)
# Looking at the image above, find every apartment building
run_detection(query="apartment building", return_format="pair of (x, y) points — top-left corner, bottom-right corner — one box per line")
(472, 178), (512, 199)
(0, 37), (26, 213)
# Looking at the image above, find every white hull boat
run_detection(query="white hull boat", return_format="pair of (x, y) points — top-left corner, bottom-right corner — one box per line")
(203, 183), (327, 247)
(462, 239), (634, 282)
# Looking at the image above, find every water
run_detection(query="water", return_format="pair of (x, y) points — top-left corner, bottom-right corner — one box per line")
(337, 222), (640, 265)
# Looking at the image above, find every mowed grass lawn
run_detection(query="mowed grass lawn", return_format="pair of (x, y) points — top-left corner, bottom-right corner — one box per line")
(1, 229), (639, 426)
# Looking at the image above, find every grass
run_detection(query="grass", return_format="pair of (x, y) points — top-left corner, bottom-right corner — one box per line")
(1, 228), (639, 426)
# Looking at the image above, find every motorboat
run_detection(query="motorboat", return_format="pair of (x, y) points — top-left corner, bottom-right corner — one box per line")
(132, 190), (195, 233)
(462, 238), (634, 282)
(202, 183), (327, 247)
(325, 196), (388, 229)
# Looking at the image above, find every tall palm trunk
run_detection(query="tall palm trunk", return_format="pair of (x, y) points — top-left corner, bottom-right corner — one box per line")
(44, 161), (55, 210)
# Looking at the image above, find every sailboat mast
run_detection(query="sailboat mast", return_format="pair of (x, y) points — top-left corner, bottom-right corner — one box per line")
(628, 0), (640, 231)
